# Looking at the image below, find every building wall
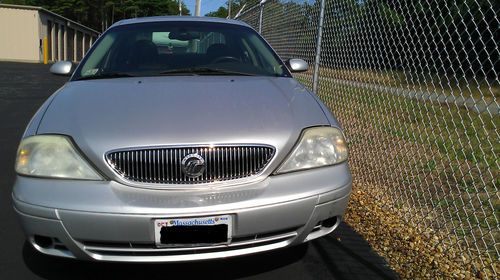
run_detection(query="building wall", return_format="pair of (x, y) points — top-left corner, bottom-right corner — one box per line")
(0, 7), (40, 62)
(38, 11), (99, 62)
(0, 5), (99, 63)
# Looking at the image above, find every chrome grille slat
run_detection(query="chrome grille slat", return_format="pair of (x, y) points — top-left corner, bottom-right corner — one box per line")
(106, 145), (274, 185)
(151, 150), (155, 181)
(139, 151), (143, 181)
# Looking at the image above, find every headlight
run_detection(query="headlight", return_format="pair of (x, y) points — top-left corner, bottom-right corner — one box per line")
(276, 127), (348, 174)
(15, 135), (102, 180)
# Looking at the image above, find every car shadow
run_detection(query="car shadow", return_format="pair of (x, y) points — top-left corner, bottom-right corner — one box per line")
(23, 240), (309, 280)
(310, 222), (399, 280)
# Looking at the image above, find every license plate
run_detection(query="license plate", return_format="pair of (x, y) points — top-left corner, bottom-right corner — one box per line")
(154, 215), (232, 247)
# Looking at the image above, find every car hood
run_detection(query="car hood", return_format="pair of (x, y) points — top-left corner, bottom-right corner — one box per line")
(38, 76), (330, 180)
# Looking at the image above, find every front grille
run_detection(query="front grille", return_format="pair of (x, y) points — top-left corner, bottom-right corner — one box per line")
(106, 145), (275, 184)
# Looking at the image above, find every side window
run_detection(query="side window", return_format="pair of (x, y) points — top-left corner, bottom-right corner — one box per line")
(244, 33), (284, 76)
(80, 33), (116, 76)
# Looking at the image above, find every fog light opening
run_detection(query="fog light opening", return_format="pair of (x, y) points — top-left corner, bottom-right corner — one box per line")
(305, 216), (342, 242)
(54, 244), (68, 251)
(34, 235), (53, 249)
(321, 216), (338, 228)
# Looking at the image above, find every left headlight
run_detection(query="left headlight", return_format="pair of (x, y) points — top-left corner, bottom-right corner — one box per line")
(15, 135), (103, 180)
(276, 126), (348, 174)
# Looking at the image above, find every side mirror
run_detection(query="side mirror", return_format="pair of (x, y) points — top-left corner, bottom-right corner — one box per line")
(287, 58), (308, 73)
(49, 61), (73, 76)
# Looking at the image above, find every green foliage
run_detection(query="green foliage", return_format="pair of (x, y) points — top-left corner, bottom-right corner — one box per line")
(205, 0), (255, 18)
(205, 6), (227, 18)
(317, 0), (498, 79)
(378, 2), (403, 27)
(2, 0), (191, 31)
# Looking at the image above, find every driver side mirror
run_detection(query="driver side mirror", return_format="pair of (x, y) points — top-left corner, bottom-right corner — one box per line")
(49, 61), (74, 76)
(287, 58), (308, 73)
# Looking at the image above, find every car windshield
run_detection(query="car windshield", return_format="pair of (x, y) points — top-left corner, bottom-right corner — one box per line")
(73, 21), (291, 80)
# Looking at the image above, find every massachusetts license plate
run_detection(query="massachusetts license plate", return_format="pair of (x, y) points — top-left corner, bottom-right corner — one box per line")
(154, 215), (232, 247)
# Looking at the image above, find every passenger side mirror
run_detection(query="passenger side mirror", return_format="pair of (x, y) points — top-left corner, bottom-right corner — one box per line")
(287, 58), (308, 73)
(49, 61), (74, 76)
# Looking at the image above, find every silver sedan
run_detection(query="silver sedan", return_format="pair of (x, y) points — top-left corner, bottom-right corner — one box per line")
(12, 16), (351, 262)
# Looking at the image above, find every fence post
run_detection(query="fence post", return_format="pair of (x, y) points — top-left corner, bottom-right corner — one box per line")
(312, 0), (326, 94)
(258, 0), (267, 34)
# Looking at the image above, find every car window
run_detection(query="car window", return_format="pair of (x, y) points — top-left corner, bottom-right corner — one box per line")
(198, 32), (226, 54)
(152, 32), (189, 54)
(73, 21), (290, 80)
(80, 33), (116, 77)
(240, 38), (259, 67)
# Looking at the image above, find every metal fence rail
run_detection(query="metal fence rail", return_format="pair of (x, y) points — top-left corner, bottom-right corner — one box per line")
(238, 0), (498, 278)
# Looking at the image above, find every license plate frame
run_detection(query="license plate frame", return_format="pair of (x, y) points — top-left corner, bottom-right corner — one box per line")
(154, 215), (232, 247)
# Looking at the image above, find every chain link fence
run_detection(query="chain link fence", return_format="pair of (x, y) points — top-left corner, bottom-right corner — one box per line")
(237, 0), (498, 278)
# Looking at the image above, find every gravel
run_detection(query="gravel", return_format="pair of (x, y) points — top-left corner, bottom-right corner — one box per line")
(344, 186), (498, 279)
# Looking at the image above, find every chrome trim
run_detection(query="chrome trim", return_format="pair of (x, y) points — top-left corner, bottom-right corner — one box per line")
(85, 240), (294, 262)
(81, 231), (297, 253)
(105, 145), (275, 185)
(78, 229), (298, 262)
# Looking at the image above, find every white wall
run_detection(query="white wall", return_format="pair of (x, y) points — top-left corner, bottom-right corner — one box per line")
(0, 7), (40, 62)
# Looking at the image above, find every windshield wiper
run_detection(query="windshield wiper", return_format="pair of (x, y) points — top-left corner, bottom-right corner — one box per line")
(158, 67), (256, 76)
(75, 72), (137, 81)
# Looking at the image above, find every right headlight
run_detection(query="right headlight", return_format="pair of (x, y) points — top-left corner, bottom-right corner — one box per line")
(275, 127), (348, 174)
(15, 135), (102, 180)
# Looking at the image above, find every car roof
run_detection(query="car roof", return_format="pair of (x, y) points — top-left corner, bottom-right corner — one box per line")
(111, 16), (251, 28)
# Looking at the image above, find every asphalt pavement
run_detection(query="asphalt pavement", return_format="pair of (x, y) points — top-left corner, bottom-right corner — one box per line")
(0, 62), (398, 280)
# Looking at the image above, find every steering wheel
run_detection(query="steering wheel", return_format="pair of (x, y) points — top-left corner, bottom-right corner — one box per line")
(211, 56), (240, 64)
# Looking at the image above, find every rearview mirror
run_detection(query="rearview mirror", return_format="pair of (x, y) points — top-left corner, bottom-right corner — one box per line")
(287, 59), (308, 73)
(49, 61), (73, 76)
(168, 31), (201, 41)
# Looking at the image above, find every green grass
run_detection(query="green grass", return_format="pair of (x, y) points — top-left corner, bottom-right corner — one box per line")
(319, 68), (499, 102)
(299, 75), (499, 253)
(317, 81), (498, 169)
(296, 73), (498, 182)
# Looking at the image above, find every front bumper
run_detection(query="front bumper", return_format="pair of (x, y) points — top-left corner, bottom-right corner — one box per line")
(12, 163), (351, 262)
